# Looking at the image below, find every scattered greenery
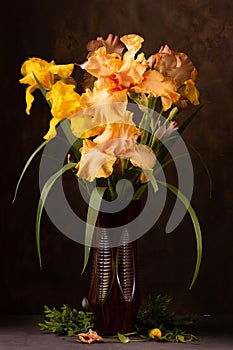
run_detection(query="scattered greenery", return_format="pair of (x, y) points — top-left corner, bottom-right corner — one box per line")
(38, 304), (94, 336)
(136, 294), (198, 342)
(38, 295), (198, 343)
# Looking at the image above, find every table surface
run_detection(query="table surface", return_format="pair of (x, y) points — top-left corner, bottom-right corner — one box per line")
(0, 314), (233, 350)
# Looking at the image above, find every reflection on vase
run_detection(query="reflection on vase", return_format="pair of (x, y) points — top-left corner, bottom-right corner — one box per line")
(88, 201), (142, 335)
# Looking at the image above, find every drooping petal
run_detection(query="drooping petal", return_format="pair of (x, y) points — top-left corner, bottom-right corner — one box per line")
(43, 117), (61, 140)
(25, 85), (36, 115)
(129, 143), (156, 172)
(76, 140), (116, 181)
(46, 80), (81, 119)
(180, 79), (200, 105)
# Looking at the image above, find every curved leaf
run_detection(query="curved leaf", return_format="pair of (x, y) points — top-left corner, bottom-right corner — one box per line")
(12, 140), (49, 203)
(36, 162), (77, 268)
(82, 187), (107, 274)
(143, 169), (158, 192)
(187, 143), (212, 199)
(157, 181), (202, 289)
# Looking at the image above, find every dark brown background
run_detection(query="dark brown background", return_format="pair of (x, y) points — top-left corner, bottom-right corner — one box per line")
(1, 0), (232, 315)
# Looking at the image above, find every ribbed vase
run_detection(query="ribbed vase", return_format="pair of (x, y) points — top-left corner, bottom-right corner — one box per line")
(88, 200), (141, 335)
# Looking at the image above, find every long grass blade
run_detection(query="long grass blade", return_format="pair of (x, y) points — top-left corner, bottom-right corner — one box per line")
(12, 140), (49, 203)
(36, 162), (77, 268)
(188, 143), (212, 199)
(157, 181), (202, 289)
(82, 187), (107, 274)
(60, 119), (82, 161)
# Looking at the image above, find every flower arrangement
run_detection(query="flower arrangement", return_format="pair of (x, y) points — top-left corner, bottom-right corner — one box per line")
(14, 33), (203, 288)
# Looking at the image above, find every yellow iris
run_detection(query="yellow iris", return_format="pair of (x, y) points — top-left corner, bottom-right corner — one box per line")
(19, 57), (74, 115)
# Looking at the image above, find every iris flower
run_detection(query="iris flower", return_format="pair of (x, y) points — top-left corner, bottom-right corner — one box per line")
(149, 44), (199, 105)
(85, 34), (147, 90)
(70, 88), (131, 138)
(19, 57), (74, 115)
(76, 123), (156, 182)
(85, 34), (181, 111)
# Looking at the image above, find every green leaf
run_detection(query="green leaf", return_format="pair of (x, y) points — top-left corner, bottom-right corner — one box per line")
(133, 183), (147, 200)
(117, 333), (130, 343)
(188, 143), (212, 199)
(60, 119), (77, 145)
(60, 119), (82, 161)
(143, 170), (158, 193)
(178, 104), (204, 134)
(177, 334), (185, 343)
(12, 140), (49, 203)
(81, 187), (107, 274)
(36, 162), (77, 268)
(157, 181), (202, 289)
(33, 72), (51, 107)
(154, 153), (188, 176)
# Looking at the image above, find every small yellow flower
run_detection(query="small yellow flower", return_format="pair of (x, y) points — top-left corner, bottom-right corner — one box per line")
(149, 328), (162, 339)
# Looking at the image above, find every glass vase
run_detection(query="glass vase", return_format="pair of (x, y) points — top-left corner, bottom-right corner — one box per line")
(88, 200), (142, 335)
